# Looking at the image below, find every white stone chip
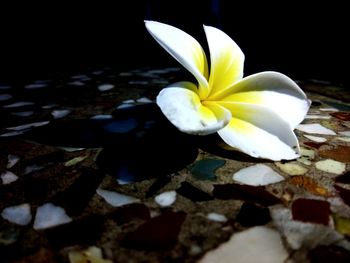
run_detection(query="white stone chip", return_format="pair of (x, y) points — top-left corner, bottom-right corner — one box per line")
(59, 147), (86, 152)
(270, 206), (349, 250)
(233, 164), (284, 186)
(154, 191), (177, 207)
(1, 203), (32, 225)
(51, 109), (71, 119)
(296, 123), (336, 135)
(339, 131), (350, 137)
(315, 159), (346, 175)
(7, 154), (20, 168)
(116, 104), (134, 109)
(24, 164), (44, 175)
(207, 213), (228, 222)
(96, 188), (139, 207)
(33, 203), (72, 230)
(68, 81), (85, 86)
(71, 74), (89, 80)
(6, 121), (49, 131)
(320, 107), (339, 112)
(24, 83), (47, 89)
(199, 226), (288, 263)
(3, 101), (35, 108)
(136, 97), (153, 103)
(11, 111), (34, 117)
(116, 179), (132, 185)
(303, 134), (328, 143)
(122, 99), (135, 104)
(336, 137), (350, 143)
(0, 131), (25, 137)
(305, 115), (331, 120)
(1, 171), (18, 184)
(90, 114), (113, 120)
(97, 84), (115, 91)
(42, 104), (57, 109)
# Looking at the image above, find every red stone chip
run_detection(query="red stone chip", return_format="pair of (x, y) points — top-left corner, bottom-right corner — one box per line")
(291, 198), (330, 225)
(330, 112), (350, 121)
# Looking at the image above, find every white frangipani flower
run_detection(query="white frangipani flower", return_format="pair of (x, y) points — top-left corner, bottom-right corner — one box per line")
(145, 21), (310, 161)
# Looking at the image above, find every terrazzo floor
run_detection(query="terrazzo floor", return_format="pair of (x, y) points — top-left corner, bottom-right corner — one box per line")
(1, 67), (350, 262)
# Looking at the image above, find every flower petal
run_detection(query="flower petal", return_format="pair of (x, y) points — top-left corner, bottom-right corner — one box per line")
(145, 21), (209, 98)
(157, 82), (231, 135)
(204, 25), (244, 98)
(218, 71), (310, 128)
(217, 102), (300, 160)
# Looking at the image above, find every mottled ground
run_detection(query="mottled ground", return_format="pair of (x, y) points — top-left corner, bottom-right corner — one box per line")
(1, 67), (350, 263)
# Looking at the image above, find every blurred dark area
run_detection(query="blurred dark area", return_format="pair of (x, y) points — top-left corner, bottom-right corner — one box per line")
(0, 1), (348, 86)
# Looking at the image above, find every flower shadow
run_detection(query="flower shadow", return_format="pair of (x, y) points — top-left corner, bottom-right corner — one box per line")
(197, 133), (273, 163)
(23, 103), (198, 183)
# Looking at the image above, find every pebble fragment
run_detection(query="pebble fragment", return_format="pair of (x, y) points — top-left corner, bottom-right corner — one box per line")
(199, 226), (288, 263)
(315, 159), (346, 175)
(33, 203), (72, 230)
(1, 203), (32, 225)
(233, 164), (284, 186)
(154, 191), (177, 207)
(96, 188), (139, 207)
(297, 123), (336, 135)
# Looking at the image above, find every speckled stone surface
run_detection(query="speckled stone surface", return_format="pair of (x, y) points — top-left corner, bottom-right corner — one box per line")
(0, 68), (350, 262)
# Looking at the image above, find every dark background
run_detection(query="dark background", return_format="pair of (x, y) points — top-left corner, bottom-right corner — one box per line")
(0, 1), (347, 86)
